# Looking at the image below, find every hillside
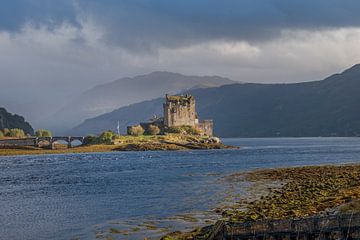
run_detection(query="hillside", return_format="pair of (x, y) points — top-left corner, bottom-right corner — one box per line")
(72, 65), (360, 137)
(50, 71), (235, 132)
(0, 108), (34, 135)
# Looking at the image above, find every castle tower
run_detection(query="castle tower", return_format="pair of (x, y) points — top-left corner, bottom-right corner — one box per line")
(163, 94), (196, 127)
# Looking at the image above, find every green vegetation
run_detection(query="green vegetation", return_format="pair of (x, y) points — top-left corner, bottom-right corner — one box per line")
(7, 128), (26, 138)
(83, 135), (98, 145)
(2, 128), (10, 136)
(82, 131), (117, 145)
(0, 128), (27, 138)
(145, 124), (161, 135)
(99, 130), (116, 144)
(127, 125), (145, 136)
(166, 125), (201, 135)
(35, 129), (52, 137)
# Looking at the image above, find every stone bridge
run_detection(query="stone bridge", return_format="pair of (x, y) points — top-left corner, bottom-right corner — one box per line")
(196, 213), (360, 240)
(0, 136), (85, 149)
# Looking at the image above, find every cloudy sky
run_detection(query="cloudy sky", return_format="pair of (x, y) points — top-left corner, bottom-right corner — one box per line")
(2, 0), (360, 123)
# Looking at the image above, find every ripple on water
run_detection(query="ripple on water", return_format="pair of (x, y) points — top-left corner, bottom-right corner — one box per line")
(2, 138), (360, 239)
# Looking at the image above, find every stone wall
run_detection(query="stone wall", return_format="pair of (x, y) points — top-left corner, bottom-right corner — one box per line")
(196, 120), (213, 136)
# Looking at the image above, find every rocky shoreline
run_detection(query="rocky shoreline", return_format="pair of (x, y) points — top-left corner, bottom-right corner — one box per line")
(114, 142), (235, 151)
(162, 164), (360, 240)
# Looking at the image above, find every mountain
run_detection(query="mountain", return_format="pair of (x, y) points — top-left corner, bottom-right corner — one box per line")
(49, 71), (235, 133)
(72, 64), (360, 137)
(0, 108), (34, 135)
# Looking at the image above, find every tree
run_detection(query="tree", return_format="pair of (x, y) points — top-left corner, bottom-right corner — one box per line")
(0, 130), (3, 139)
(8, 128), (26, 138)
(2, 128), (10, 136)
(127, 125), (145, 136)
(35, 129), (52, 137)
(83, 135), (98, 145)
(99, 130), (115, 144)
(146, 124), (161, 135)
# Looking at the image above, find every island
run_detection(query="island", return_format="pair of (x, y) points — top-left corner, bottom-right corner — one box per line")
(0, 95), (235, 156)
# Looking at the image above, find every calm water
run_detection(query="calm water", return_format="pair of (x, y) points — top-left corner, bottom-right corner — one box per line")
(2, 138), (360, 240)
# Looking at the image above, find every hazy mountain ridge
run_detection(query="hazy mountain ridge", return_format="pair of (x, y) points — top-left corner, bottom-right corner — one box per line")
(0, 108), (34, 135)
(72, 64), (360, 137)
(50, 71), (236, 132)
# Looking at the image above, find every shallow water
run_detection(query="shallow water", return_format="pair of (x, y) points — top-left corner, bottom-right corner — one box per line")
(1, 137), (360, 239)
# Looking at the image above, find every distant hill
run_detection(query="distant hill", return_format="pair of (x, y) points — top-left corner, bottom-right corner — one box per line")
(0, 108), (34, 135)
(50, 71), (235, 132)
(72, 64), (360, 137)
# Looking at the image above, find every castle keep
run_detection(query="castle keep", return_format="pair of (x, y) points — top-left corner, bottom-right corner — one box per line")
(163, 94), (213, 136)
(163, 95), (196, 127)
(128, 94), (213, 136)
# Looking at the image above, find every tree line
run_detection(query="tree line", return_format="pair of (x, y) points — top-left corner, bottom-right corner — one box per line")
(0, 128), (52, 139)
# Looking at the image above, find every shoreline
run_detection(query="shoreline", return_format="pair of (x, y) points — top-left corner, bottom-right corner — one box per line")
(162, 163), (360, 239)
(0, 142), (236, 157)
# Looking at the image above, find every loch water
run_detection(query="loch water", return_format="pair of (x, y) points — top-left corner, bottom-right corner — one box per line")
(2, 138), (360, 239)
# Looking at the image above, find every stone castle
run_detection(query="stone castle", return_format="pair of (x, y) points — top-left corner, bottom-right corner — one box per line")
(128, 94), (213, 136)
(163, 94), (213, 136)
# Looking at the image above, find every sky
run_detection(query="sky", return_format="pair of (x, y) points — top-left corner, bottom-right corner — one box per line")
(2, 0), (360, 125)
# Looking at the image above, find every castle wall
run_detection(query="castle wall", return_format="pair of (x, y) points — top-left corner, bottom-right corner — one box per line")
(196, 120), (213, 136)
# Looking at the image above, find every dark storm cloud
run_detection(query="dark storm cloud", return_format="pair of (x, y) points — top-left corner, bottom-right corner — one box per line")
(76, 0), (360, 50)
(0, 0), (78, 31)
(2, 0), (360, 51)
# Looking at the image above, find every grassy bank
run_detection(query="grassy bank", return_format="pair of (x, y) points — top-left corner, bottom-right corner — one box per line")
(163, 164), (360, 240)
(0, 144), (118, 156)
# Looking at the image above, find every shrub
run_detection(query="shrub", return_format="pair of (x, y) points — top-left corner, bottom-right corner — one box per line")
(99, 131), (116, 144)
(167, 126), (180, 134)
(166, 125), (201, 135)
(0, 130), (3, 139)
(8, 128), (26, 138)
(84, 135), (98, 145)
(146, 124), (161, 135)
(127, 125), (145, 136)
(35, 129), (52, 137)
(2, 128), (10, 136)
(183, 125), (201, 135)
